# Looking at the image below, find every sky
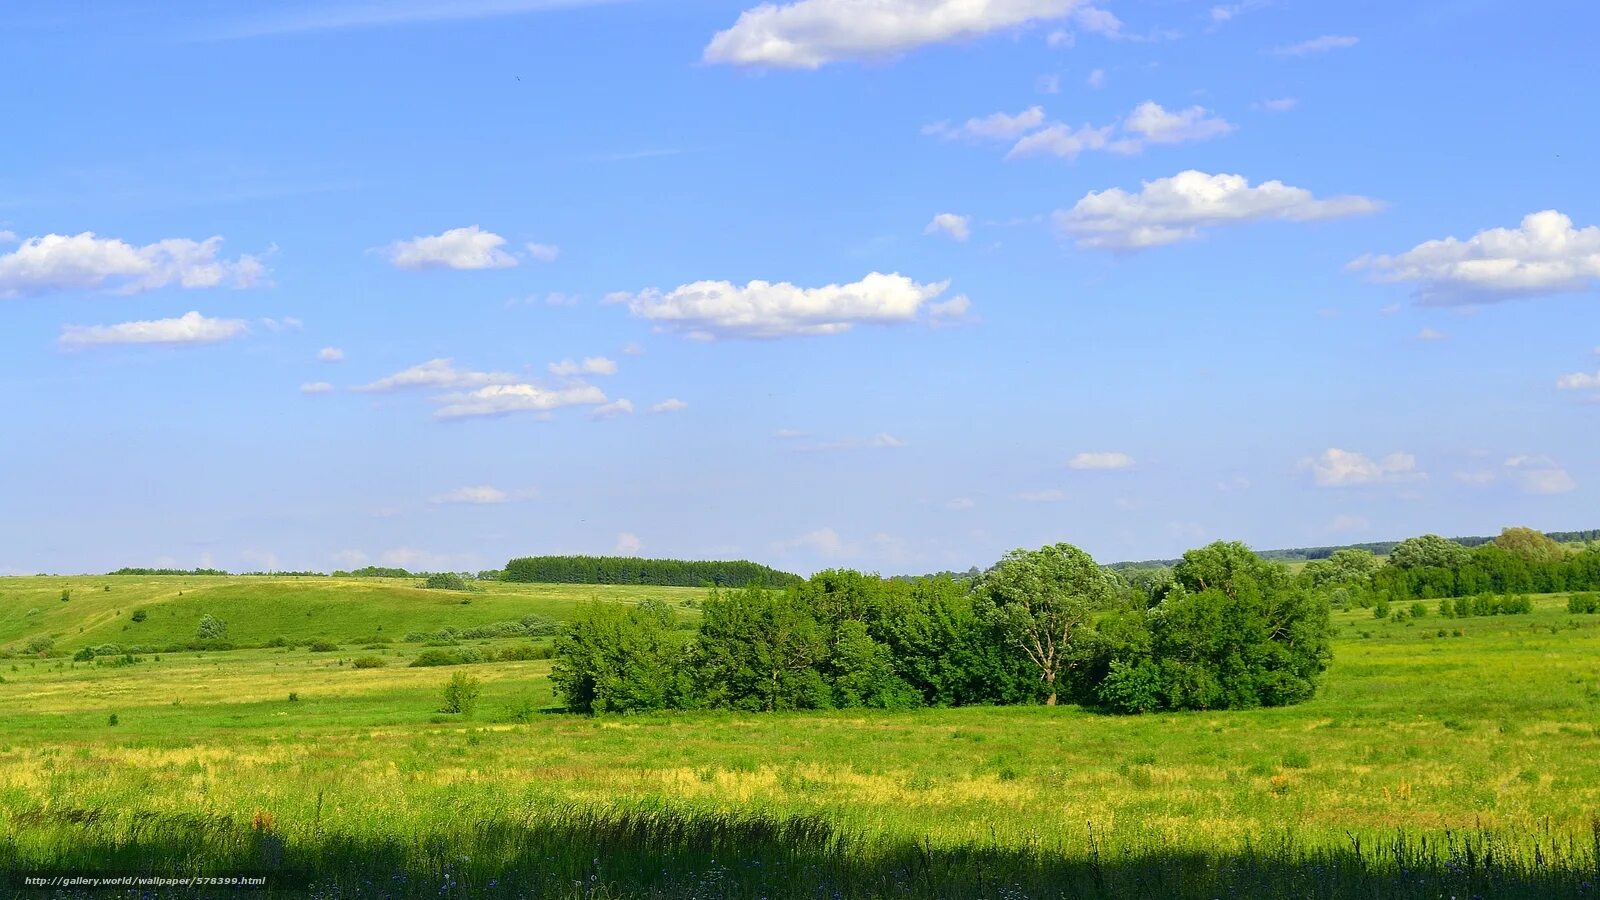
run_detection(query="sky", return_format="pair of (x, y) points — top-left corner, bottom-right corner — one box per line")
(1, 0), (1597, 576)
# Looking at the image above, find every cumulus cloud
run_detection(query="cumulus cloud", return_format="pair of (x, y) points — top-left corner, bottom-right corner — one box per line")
(1007, 123), (1116, 160)
(385, 225), (517, 270)
(548, 356), (618, 376)
(58, 310), (250, 348)
(318, 346), (345, 362)
(1055, 170), (1382, 250)
(618, 271), (965, 340)
(0, 232), (264, 297)
(650, 398), (688, 413)
(704, 0), (1091, 69)
(1300, 448), (1424, 487)
(924, 213), (972, 242)
(613, 532), (643, 555)
(300, 381), (334, 394)
(923, 106), (1047, 141)
(1121, 101), (1235, 146)
(431, 485), (536, 505)
(1557, 370), (1600, 391)
(434, 382), (610, 420)
(1349, 211), (1600, 305)
(355, 358), (518, 392)
(1068, 451), (1135, 470)
(1273, 34), (1359, 56)
(1504, 455), (1576, 495)
(589, 398), (635, 419)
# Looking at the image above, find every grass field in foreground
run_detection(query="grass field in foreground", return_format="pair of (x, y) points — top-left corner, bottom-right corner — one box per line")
(1, 580), (1598, 897)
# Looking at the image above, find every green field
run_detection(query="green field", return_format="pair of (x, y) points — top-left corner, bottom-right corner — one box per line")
(3, 576), (1599, 897)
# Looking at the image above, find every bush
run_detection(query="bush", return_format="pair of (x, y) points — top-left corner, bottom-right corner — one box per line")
(440, 672), (482, 715)
(1409, 602), (1428, 619)
(1097, 659), (1163, 714)
(1569, 592), (1600, 614)
(351, 656), (386, 669)
(308, 640), (339, 653)
(1438, 597), (1455, 618)
(195, 615), (228, 641)
(1372, 599), (1391, 620)
(424, 572), (471, 591)
(73, 647), (96, 662)
(409, 648), (485, 668)
(130, 609), (147, 623)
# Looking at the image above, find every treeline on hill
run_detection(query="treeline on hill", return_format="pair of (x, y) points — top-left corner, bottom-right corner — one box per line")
(551, 541), (1333, 716)
(1102, 527), (1599, 569)
(1289, 528), (1600, 605)
(503, 555), (801, 588)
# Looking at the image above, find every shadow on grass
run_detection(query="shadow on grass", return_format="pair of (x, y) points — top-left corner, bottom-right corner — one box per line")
(5, 805), (1598, 898)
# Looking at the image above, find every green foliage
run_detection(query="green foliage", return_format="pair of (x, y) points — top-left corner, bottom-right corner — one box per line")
(130, 609), (147, 623)
(693, 587), (831, 711)
(828, 620), (918, 709)
(1494, 527), (1568, 564)
(72, 647), (96, 662)
(410, 648), (485, 667)
(1373, 599), (1391, 620)
(550, 601), (686, 713)
(1409, 602), (1428, 619)
(308, 640), (339, 653)
(1387, 535), (1474, 571)
(976, 543), (1112, 705)
(423, 572), (471, 591)
(194, 614), (228, 641)
(504, 555), (800, 588)
(1097, 659), (1163, 714)
(350, 656), (386, 669)
(1568, 593), (1599, 614)
(440, 672), (482, 715)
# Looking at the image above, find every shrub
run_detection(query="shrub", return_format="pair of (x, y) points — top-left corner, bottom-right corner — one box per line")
(1438, 597), (1455, 618)
(287, 692), (300, 702)
(308, 640), (339, 653)
(130, 609), (147, 623)
(60, 590), (71, 603)
(1497, 594), (1533, 615)
(1372, 599), (1391, 620)
(72, 647), (95, 662)
(1097, 659), (1163, 714)
(423, 572), (470, 591)
(409, 648), (485, 668)
(1409, 602), (1428, 619)
(1569, 592), (1600, 614)
(440, 672), (482, 715)
(351, 656), (386, 669)
(106, 714), (118, 726)
(195, 615), (228, 641)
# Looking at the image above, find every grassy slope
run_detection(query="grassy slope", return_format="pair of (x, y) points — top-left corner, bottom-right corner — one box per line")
(0, 575), (701, 651)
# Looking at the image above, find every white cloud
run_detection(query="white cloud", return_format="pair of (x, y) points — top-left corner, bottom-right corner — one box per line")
(548, 356), (618, 376)
(705, 0), (1090, 68)
(318, 346), (345, 362)
(385, 225), (517, 270)
(356, 358), (518, 392)
(434, 382), (610, 420)
(945, 497), (976, 510)
(1273, 34), (1359, 56)
(1300, 448), (1424, 487)
(0, 230), (14, 242)
(1504, 455), (1576, 495)
(0, 232), (264, 297)
(1256, 97), (1298, 112)
(804, 432), (906, 452)
(649, 398), (688, 413)
(613, 532), (643, 555)
(923, 106), (1047, 142)
(300, 381), (334, 394)
(1055, 170), (1382, 250)
(1016, 488), (1067, 502)
(619, 271), (963, 339)
(1086, 68), (1106, 88)
(524, 242), (560, 262)
(622, 342), (644, 355)
(1417, 327), (1447, 341)
(59, 310), (250, 348)
(924, 213), (971, 242)
(259, 316), (303, 333)
(1557, 370), (1600, 391)
(1122, 101), (1235, 145)
(590, 398), (635, 419)
(1349, 211), (1600, 305)
(431, 485), (536, 505)
(1069, 451), (1134, 470)
(1004, 102), (1230, 161)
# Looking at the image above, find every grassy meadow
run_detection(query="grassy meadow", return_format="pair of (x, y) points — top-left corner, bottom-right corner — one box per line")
(3, 575), (1599, 897)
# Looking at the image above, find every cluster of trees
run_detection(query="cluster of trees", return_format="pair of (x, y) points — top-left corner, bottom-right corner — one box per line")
(503, 556), (801, 588)
(550, 541), (1332, 716)
(1295, 528), (1600, 605)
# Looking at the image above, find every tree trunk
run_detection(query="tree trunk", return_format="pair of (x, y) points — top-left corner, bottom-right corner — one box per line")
(1045, 669), (1057, 706)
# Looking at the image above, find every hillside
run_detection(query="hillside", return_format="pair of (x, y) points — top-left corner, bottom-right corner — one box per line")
(0, 575), (701, 653)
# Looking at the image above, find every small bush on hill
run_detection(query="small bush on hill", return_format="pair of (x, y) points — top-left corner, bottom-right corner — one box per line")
(440, 673), (482, 715)
(308, 640), (339, 653)
(409, 648), (485, 667)
(130, 609), (147, 623)
(1569, 592), (1600, 614)
(351, 656), (386, 669)
(195, 615), (228, 641)
(423, 572), (470, 591)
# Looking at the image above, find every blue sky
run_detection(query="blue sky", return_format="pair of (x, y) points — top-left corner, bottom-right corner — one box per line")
(2, 0), (1597, 576)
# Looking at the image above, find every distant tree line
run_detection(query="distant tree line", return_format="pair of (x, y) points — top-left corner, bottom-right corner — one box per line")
(550, 541), (1332, 716)
(1290, 528), (1600, 604)
(502, 555), (802, 588)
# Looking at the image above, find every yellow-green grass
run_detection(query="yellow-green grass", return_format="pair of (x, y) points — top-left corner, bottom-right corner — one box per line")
(1, 585), (1598, 896)
(0, 575), (701, 651)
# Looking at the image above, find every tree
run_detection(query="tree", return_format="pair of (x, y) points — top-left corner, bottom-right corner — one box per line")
(1302, 548), (1379, 588)
(440, 672), (482, 715)
(1493, 527), (1566, 564)
(195, 614), (228, 641)
(976, 543), (1112, 706)
(694, 585), (830, 711)
(829, 620), (917, 709)
(1387, 534), (1471, 571)
(1172, 541), (1291, 598)
(550, 600), (684, 713)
